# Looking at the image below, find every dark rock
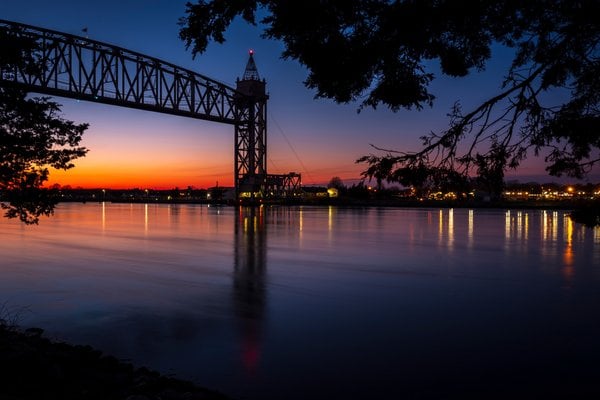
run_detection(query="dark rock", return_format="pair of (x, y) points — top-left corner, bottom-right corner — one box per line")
(0, 326), (230, 400)
(24, 327), (44, 337)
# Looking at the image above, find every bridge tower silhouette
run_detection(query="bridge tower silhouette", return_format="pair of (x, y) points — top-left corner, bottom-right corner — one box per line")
(0, 20), (302, 200)
(235, 50), (268, 199)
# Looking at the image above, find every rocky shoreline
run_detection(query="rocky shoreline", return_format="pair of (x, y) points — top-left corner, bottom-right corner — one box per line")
(0, 325), (230, 400)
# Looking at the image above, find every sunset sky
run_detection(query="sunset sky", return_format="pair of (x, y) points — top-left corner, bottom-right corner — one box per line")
(2, 1), (595, 189)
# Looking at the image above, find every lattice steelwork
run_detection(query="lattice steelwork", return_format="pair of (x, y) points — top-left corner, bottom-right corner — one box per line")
(266, 173), (302, 197)
(0, 19), (239, 124)
(0, 20), (299, 199)
(235, 52), (268, 197)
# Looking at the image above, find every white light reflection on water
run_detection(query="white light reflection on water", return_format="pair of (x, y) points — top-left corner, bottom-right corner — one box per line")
(505, 210), (511, 239)
(467, 209), (474, 248)
(448, 208), (454, 250)
(101, 201), (106, 232)
(1, 204), (600, 400)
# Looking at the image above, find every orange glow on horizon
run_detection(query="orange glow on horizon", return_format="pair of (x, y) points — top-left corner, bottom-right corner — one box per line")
(42, 131), (366, 189)
(44, 161), (362, 190)
(46, 165), (234, 190)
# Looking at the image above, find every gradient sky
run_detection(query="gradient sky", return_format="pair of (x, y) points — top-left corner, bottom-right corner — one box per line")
(2, 0), (594, 189)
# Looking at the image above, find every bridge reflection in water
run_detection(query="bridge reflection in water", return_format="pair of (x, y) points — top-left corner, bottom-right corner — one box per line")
(233, 207), (267, 373)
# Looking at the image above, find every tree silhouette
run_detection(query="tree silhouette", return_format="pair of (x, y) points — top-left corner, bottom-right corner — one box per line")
(0, 26), (88, 224)
(327, 176), (345, 190)
(180, 1), (600, 189)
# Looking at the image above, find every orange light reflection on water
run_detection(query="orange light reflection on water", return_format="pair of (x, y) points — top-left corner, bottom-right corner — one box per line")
(562, 216), (575, 285)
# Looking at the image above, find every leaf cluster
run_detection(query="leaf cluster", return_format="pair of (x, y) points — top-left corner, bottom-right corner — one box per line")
(181, 1), (506, 110)
(180, 1), (600, 188)
(1, 26), (88, 224)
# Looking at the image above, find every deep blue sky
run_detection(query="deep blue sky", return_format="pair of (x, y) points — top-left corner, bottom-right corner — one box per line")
(2, 0), (591, 188)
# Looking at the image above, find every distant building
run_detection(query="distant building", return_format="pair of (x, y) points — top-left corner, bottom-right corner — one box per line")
(207, 186), (235, 202)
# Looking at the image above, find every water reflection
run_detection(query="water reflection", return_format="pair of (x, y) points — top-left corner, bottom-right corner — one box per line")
(144, 203), (148, 234)
(1, 204), (600, 400)
(448, 208), (454, 248)
(499, 209), (595, 286)
(541, 210), (560, 242)
(168, 204), (181, 224)
(327, 205), (337, 245)
(437, 208), (454, 250)
(234, 207), (267, 374)
(468, 209), (474, 248)
(505, 210), (511, 240)
(438, 209), (443, 246)
(504, 210), (530, 242)
(563, 215), (574, 286)
(102, 201), (106, 232)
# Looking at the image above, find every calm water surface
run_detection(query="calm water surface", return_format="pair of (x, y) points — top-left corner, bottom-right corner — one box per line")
(1, 203), (599, 399)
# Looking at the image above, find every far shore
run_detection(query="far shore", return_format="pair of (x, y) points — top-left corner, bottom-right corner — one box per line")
(57, 196), (591, 211)
(54, 196), (600, 227)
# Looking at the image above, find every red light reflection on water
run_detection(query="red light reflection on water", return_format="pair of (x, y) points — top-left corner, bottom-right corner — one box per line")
(242, 331), (261, 374)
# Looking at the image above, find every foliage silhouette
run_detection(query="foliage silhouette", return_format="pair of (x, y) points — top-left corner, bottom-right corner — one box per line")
(327, 176), (345, 190)
(0, 25), (88, 224)
(180, 1), (600, 190)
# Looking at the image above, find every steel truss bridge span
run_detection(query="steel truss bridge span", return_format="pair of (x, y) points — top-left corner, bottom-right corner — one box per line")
(0, 19), (238, 123)
(0, 19), (301, 198)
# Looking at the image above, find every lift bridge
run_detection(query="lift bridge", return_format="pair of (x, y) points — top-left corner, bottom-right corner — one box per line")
(0, 19), (301, 200)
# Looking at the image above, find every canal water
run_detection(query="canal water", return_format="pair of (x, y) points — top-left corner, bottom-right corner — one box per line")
(1, 203), (599, 399)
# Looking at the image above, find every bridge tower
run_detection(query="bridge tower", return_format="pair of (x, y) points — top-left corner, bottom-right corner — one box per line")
(235, 50), (268, 199)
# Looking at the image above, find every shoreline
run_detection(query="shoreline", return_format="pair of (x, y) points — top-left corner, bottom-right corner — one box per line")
(59, 197), (587, 210)
(0, 325), (230, 400)
(58, 196), (600, 228)
(57, 197), (600, 227)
